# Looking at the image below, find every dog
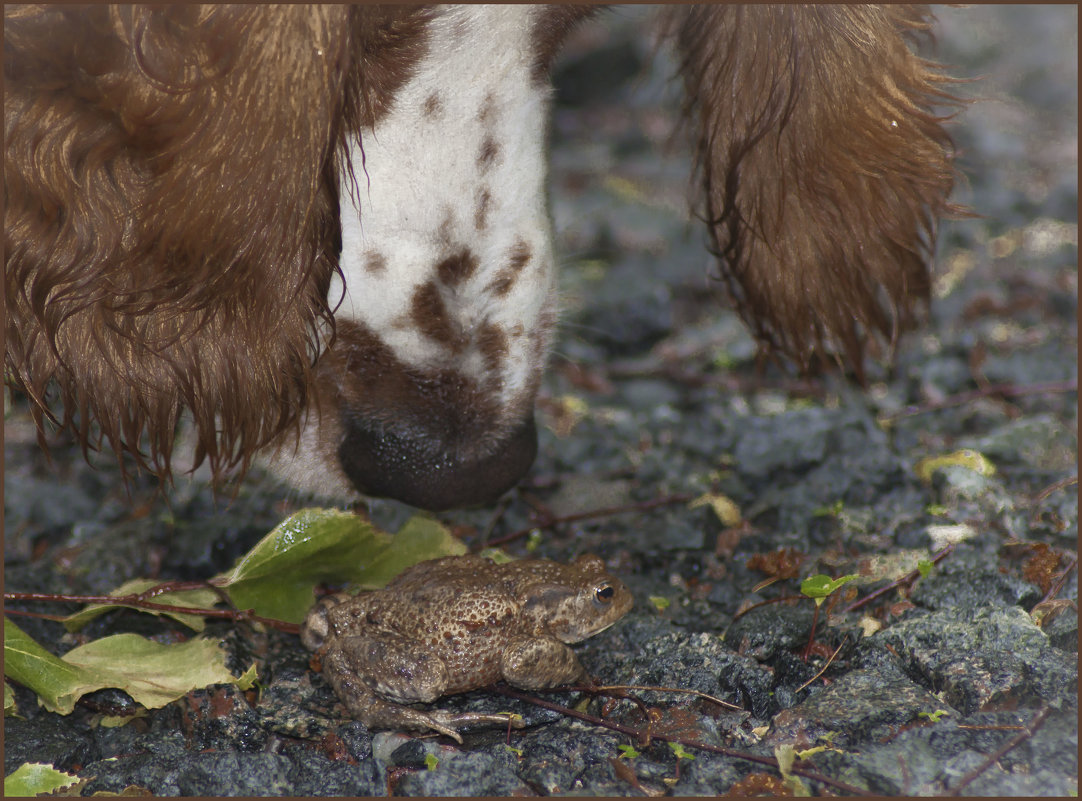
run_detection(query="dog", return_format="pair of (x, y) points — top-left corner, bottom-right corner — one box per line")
(4, 5), (959, 510)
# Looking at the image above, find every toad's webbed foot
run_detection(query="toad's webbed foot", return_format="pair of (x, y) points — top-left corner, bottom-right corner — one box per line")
(420, 708), (527, 744)
(346, 692), (524, 744)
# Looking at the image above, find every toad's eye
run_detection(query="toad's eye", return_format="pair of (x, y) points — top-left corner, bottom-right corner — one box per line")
(595, 583), (615, 604)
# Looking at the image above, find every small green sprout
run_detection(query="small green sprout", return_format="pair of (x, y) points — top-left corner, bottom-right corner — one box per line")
(617, 744), (640, 759)
(812, 499), (845, 518)
(917, 559), (935, 579)
(667, 742), (696, 761)
(424, 753), (439, 771)
(649, 596), (671, 611)
(800, 574), (860, 606)
(918, 709), (951, 723)
(525, 530), (544, 552)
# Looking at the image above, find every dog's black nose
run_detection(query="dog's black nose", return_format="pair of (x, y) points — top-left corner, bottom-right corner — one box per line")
(337, 413), (537, 511)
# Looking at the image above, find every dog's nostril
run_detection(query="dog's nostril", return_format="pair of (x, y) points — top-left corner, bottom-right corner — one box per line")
(337, 414), (537, 511)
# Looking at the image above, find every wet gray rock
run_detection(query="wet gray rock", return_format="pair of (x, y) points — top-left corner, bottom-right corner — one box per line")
(872, 605), (1077, 715)
(768, 666), (948, 748)
(394, 746), (533, 797)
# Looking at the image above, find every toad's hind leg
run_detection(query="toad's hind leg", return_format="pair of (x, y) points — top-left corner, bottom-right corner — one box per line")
(323, 633), (449, 705)
(320, 635), (524, 742)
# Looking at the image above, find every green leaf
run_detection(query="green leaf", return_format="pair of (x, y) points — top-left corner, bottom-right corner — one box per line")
(774, 743), (796, 776)
(214, 509), (386, 623)
(812, 499), (845, 518)
(5, 680), (17, 718)
(917, 559), (935, 579)
(214, 509), (465, 624)
(60, 634), (254, 711)
(234, 662), (259, 692)
(5, 762), (81, 797)
(774, 744), (812, 796)
(914, 448), (996, 484)
(648, 596), (671, 611)
(477, 547), (514, 564)
(351, 516), (468, 590)
(424, 753), (439, 771)
(99, 710), (148, 728)
(4, 618), (254, 714)
(617, 744), (640, 759)
(688, 493), (742, 527)
(63, 578), (220, 632)
(918, 708), (951, 722)
(5, 618), (106, 715)
(667, 742), (695, 761)
(800, 574), (860, 600)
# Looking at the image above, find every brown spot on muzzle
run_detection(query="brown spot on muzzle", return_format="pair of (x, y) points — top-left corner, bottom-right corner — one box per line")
(322, 321), (538, 511)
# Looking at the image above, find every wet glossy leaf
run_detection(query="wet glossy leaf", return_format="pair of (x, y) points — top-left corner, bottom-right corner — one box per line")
(351, 516), (468, 590)
(59, 633), (253, 710)
(4, 762), (80, 797)
(63, 579), (220, 633)
(217, 509), (465, 623)
(5, 619), (104, 715)
(4, 618), (254, 714)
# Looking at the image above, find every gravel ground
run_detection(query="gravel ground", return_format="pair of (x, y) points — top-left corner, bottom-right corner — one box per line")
(5, 5), (1077, 797)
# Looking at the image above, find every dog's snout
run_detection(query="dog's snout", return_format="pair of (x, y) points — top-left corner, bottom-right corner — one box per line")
(337, 413), (537, 511)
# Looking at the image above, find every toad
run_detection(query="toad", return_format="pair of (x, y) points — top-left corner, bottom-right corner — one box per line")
(300, 553), (633, 742)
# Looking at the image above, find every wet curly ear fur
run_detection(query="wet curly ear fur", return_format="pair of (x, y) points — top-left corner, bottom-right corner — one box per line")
(667, 5), (963, 376)
(3, 6), (428, 482)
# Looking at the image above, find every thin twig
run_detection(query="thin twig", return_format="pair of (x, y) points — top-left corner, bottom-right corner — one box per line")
(801, 602), (822, 662)
(1032, 474), (1079, 507)
(592, 684), (742, 712)
(4, 591), (297, 633)
(491, 684), (869, 795)
(844, 545), (954, 613)
(796, 635), (848, 693)
(730, 595), (805, 623)
(946, 706), (1052, 796)
(3, 608), (69, 623)
(484, 492), (695, 548)
(880, 380), (1076, 423)
(1040, 555), (1077, 605)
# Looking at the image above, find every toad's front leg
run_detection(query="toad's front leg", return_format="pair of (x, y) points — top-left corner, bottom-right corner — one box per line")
(500, 636), (590, 690)
(320, 635), (523, 743)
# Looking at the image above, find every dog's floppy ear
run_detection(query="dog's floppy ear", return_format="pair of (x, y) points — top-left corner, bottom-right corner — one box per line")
(4, 5), (350, 482)
(667, 5), (961, 375)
